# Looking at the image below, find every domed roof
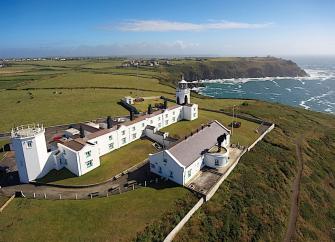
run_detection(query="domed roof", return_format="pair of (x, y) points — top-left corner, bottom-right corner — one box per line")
(179, 80), (187, 84)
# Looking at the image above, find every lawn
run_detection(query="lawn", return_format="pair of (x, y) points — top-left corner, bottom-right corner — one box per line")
(39, 139), (156, 185)
(0, 89), (166, 132)
(162, 109), (260, 146)
(133, 98), (163, 112)
(0, 187), (195, 242)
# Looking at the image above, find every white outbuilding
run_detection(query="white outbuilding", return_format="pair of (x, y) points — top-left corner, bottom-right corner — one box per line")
(149, 120), (231, 186)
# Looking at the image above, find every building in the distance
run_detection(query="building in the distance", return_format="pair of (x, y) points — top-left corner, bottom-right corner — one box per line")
(11, 79), (198, 183)
(149, 120), (231, 186)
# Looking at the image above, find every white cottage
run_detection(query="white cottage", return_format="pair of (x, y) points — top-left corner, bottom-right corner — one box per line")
(149, 120), (231, 186)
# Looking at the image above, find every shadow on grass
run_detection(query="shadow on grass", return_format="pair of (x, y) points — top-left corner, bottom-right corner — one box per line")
(36, 168), (76, 183)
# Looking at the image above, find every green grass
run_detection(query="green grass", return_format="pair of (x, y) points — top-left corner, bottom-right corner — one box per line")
(133, 98), (163, 112)
(23, 72), (173, 92)
(162, 109), (260, 146)
(0, 187), (195, 242)
(39, 139), (156, 185)
(0, 196), (9, 207)
(0, 89), (165, 132)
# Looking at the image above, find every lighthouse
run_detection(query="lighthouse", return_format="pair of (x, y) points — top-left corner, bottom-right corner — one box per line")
(11, 124), (50, 183)
(176, 77), (190, 105)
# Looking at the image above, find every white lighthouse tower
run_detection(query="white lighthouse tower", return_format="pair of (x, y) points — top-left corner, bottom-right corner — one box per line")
(176, 77), (190, 105)
(11, 124), (50, 183)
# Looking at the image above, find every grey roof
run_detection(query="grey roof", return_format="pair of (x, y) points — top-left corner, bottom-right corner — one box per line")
(168, 121), (229, 167)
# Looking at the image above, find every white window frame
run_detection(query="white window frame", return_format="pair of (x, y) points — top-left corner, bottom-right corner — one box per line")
(85, 150), (91, 158)
(27, 140), (33, 148)
(86, 159), (93, 168)
(108, 143), (114, 149)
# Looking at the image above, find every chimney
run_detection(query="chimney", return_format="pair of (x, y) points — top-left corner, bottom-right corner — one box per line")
(107, 116), (113, 129)
(164, 100), (168, 109)
(79, 125), (85, 138)
(130, 110), (134, 121)
(147, 104), (153, 114)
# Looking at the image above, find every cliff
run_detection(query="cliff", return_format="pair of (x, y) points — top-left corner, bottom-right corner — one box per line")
(163, 57), (307, 83)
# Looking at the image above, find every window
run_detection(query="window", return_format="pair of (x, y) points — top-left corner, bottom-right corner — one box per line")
(172, 117), (176, 122)
(132, 133), (136, 139)
(165, 114), (168, 118)
(150, 163), (155, 169)
(173, 111), (175, 115)
(86, 160), (93, 168)
(163, 159), (167, 163)
(122, 137), (126, 144)
(193, 107), (196, 111)
(109, 135), (113, 141)
(158, 166), (162, 174)
(158, 123), (161, 128)
(108, 143), (114, 149)
(215, 159), (219, 166)
(188, 169), (192, 178)
(27, 141), (32, 148)
(142, 123), (145, 127)
(158, 116), (161, 121)
(121, 130), (125, 135)
(94, 141), (98, 145)
(165, 120), (168, 125)
(132, 126), (135, 131)
(193, 113), (196, 117)
(169, 171), (173, 178)
(85, 151), (91, 158)
(150, 120), (153, 124)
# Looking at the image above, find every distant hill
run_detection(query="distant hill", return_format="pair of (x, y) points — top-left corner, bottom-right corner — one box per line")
(163, 57), (307, 83)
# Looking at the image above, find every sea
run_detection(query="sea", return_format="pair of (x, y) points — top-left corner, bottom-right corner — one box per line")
(198, 56), (335, 114)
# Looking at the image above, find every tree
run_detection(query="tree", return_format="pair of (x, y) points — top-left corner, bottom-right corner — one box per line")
(217, 133), (227, 152)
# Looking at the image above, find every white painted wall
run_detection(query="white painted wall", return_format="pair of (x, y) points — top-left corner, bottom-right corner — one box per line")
(204, 152), (229, 168)
(184, 156), (204, 185)
(183, 104), (198, 121)
(57, 143), (80, 176)
(12, 130), (50, 183)
(149, 151), (185, 185)
(77, 144), (100, 176)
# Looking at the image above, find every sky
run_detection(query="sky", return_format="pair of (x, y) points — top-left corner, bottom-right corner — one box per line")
(1, 0), (335, 58)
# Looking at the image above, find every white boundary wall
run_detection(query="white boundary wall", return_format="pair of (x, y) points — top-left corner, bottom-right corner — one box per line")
(163, 197), (204, 242)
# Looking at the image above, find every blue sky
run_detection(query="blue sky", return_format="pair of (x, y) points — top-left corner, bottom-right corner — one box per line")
(1, 0), (335, 57)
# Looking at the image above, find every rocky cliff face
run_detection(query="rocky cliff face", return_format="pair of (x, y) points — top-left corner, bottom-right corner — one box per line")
(164, 57), (307, 83)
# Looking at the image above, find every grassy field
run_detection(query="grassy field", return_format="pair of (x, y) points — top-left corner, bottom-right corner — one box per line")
(0, 59), (334, 242)
(38, 139), (156, 185)
(0, 187), (196, 242)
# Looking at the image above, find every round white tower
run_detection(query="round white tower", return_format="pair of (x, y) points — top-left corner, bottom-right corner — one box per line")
(176, 79), (190, 105)
(11, 124), (49, 183)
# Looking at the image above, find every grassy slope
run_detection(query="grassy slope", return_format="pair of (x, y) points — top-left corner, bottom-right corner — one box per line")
(0, 59), (334, 241)
(0, 187), (196, 242)
(170, 102), (335, 242)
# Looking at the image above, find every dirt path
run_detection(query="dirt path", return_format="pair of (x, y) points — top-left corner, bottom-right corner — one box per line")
(283, 136), (304, 242)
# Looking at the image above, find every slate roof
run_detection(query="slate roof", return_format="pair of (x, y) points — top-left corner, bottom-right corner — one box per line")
(168, 121), (229, 167)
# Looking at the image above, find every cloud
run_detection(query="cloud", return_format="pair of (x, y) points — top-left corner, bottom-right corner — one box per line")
(100, 20), (272, 32)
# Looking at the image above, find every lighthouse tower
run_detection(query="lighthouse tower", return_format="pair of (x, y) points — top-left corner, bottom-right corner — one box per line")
(11, 124), (49, 183)
(176, 77), (190, 105)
